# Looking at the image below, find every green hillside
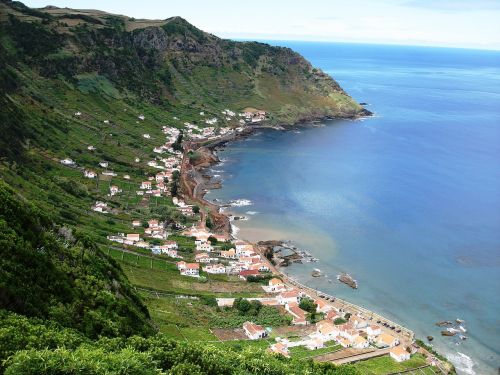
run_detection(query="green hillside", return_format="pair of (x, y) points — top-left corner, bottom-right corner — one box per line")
(0, 1), (375, 373)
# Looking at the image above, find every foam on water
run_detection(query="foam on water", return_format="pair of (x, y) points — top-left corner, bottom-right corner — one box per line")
(447, 352), (476, 375)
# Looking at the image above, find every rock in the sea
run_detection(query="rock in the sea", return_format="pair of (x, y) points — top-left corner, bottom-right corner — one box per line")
(427, 336), (434, 342)
(337, 273), (358, 289)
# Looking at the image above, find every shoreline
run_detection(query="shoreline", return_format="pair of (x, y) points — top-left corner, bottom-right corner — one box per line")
(178, 116), (453, 371)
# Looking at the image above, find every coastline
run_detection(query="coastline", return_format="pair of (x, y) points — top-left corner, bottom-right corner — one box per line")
(178, 114), (453, 372)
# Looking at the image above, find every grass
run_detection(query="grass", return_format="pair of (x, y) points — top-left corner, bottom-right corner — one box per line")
(289, 342), (341, 360)
(353, 353), (430, 375)
(110, 247), (263, 297)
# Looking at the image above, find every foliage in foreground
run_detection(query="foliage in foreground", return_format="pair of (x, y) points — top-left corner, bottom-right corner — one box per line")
(0, 181), (153, 339)
(0, 311), (359, 375)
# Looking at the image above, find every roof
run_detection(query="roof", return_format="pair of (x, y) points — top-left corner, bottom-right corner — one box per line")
(354, 336), (367, 344)
(369, 324), (381, 331)
(185, 263), (200, 269)
(243, 321), (265, 335)
(287, 303), (306, 319)
(378, 333), (397, 345)
(239, 269), (260, 276)
(390, 346), (408, 357)
(317, 320), (336, 334)
(279, 290), (299, 299)
(269, 278), (284, 286)
(273, 342), (287, 351)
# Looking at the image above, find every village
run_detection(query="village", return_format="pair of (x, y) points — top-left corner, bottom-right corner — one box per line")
(57, 106), (448, 374)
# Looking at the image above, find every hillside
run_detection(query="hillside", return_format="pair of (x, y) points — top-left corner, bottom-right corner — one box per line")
(0, 1), (385, 374)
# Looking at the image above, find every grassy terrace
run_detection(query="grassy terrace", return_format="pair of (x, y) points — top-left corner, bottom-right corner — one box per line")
(352, 354), (430, 374)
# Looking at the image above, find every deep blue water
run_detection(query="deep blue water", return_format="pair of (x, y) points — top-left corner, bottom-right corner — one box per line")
(206, 42), (500, 374)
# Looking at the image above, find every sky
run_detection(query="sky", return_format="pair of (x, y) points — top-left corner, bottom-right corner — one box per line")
(23, 0), (500, 50)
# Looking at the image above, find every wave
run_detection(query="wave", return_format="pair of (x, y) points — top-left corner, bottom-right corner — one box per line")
(230, 199), (252, 207)
(230, 223), (240, 235)
(246, 211), (259, 215)
(447, 352), (475, 375)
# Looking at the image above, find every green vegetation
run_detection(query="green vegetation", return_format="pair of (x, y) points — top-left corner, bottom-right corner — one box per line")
(0, 2), (426, 374)
(0, 182), (153, 339)
(352, 353), (429, 375)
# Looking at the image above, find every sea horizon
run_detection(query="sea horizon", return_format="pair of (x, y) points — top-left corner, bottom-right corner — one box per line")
(205, 41), (500, 374)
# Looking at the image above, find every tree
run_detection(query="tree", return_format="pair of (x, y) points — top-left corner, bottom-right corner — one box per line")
(207, 236), (217, 245)
(299, 298), (317, 314)
(334, 317), (347, 325)
(192, 205), (200, 214)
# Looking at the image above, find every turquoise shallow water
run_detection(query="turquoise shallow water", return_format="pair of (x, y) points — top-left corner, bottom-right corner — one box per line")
(205, 42), (500, 374)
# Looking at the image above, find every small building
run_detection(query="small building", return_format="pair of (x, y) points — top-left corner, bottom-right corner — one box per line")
(203, 263), (226, 274)
(132, 220), (141, 227)
(326, 310), (340, 321)
(178, 262), (199, 277)
(315, 299), (332, 313)
(60, 158), (74, 165)
(390, 346), (410, 362)
(285, 302), (308, 325)
(196, 242), (213, 252)
(141, 181), (152, 190)
(195, 253), (211, 263)
(377, 333), (399, 348)
(352, 336), (369, 349)
(239, 269), (260, 280)
(366, 325), (381, 339)
(316, 320), (339, 340)
(268, 342), (289, 357)
(84, 170), (97, 178)
(109, 185), (121, 196)
(99, 161), (108, 168)
(126, 233), (140, 242)
(148, 219), (160, 229)
(221, 249), (236, 259)
(268, 278), (285, 292)
(306, 337), (325, 350)
(278, 290), (300, 305)
(242, 321), (267, 340)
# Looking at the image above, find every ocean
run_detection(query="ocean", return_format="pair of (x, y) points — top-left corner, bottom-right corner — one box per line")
(205, 42), (500, 374)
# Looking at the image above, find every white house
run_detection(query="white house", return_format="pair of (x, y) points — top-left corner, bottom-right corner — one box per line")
(390, 346), (410, 362)
(109, 185), (121, 196)
(242, 321), (267, 340)
(352, 336), (369, 349)
(84, 170), (97, 178)
(268, 278), (286, 293)
(316, 320), (339, 340)
(177, 262), (199, 277)
(92, 201), (108, 213)
(99, 161), (108, 168)
(143, 133), (150, 138)
(366, 325), (381, 339)
(141, 181), (152, 190)
(203, 263), (226, 274)
(268, 343), (289, 357)
(196, 242), (213, 252)
(60, 158), (74, 165)
(376, 333), (399, 348)
(306, 337), (325, 351)
(278, 290), (300, 305)
(195, 253), (211, 263)
(132, 220), (141, 227)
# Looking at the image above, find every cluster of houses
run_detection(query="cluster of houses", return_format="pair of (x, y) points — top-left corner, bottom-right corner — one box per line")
(236, 277), (410, 362)
(107, 219), (178, 256)
(174, 227), (270, 278)
(241, 110), (267, 123)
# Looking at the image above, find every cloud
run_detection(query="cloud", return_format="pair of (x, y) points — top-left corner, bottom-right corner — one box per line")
(403, 0), (500, 12)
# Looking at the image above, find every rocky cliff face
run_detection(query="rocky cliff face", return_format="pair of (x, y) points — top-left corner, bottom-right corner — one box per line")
(0, 1), (367, 124)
